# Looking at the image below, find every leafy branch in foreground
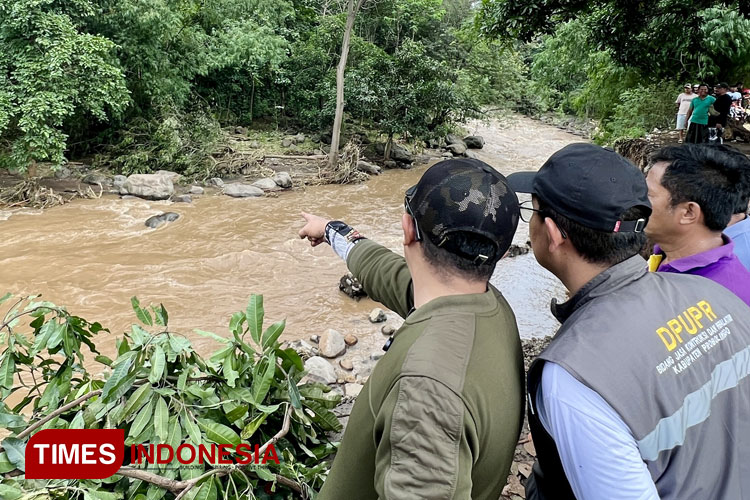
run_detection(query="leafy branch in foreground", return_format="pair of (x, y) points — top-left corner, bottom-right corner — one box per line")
(0, 294), (341, 499)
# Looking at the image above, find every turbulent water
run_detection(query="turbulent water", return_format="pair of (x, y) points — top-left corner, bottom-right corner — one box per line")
(0, 116), (580, 365)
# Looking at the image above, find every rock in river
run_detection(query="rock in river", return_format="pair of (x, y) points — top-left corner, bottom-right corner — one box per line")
(145, 212), (179, 229)
(223, 183), (263, 198)
(463, 136), (485, 149)
(273, 171), (293, 188)
(319, 329), (346, 358)
(252, 178), (281, 191)
(369, 308), (387, 323)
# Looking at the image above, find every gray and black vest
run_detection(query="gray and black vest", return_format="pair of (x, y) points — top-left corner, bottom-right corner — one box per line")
(526, 255), (750, 500)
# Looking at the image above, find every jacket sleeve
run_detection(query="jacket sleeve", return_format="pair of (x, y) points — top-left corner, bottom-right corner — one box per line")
(346, 239), (414, 318)
(373, 376), (475, 500)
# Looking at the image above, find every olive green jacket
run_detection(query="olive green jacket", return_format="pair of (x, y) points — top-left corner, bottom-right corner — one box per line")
(318, 240), (524, 500)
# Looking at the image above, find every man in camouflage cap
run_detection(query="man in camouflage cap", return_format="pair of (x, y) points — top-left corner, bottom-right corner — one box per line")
(299, 158), (524, 499)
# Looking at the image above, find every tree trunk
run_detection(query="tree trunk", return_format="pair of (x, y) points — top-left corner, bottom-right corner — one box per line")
(384, 134), (393, 162)
(249, 75), (255, 123)
(328, 0), (365, 169)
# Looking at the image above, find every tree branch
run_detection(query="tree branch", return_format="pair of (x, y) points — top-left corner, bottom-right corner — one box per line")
(17, 389), (102, 441)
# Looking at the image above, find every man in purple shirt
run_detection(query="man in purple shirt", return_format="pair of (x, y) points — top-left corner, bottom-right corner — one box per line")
(645, 144), (750, 304)
(722, 145), (750, 271)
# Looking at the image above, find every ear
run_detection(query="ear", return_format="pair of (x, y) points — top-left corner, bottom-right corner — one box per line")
(679, 201), (702, 226)
(544, 217), (566, 253)
(402, 213), (418, 246)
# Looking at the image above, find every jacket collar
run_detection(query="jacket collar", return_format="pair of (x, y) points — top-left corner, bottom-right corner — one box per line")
(404, 287), (498, 326)
(551, 255), (648, 323)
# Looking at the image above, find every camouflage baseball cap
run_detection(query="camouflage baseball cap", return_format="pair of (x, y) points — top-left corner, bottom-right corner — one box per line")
(405, 158), (520, 264)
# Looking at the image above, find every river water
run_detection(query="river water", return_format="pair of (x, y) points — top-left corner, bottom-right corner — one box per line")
(0, 116), (579, 365)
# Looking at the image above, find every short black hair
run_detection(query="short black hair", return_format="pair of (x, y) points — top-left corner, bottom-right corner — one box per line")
(706, 144), (750, 213)
(649, 144), (747, 229)
(535, 197), (649, 267)
(699, 83), (709, 90)
(421, 231), (499, 282)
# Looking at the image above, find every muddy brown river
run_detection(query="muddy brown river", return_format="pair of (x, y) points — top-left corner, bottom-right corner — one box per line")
(0, 116), (579, 365)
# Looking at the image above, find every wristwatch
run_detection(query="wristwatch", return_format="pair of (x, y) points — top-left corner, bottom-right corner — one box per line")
(325, 221), (366, 245)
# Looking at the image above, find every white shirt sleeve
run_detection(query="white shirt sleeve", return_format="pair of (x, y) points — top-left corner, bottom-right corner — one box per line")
(536, 362), (660, 500)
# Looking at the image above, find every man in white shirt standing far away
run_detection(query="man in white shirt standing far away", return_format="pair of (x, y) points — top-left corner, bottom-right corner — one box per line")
(675, 84), (697, 143)
(507, 143), (750, 500)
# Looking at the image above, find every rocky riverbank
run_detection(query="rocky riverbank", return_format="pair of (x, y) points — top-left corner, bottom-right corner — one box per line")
(0, 126), (493, 210)
(289, 298), (552, 499)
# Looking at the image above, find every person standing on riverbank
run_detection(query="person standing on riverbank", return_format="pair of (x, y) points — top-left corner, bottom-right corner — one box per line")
(507, 143), (750, 500)
(709, 82), (733, 143)
(685, 83), (715, 143)
(645, 144), (750, 304)
(298, 158), (524, 500)
(675, 84), (697, 143)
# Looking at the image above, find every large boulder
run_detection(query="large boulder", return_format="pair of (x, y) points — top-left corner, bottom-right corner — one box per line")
(223, 183), (264, 198)
(445, 134), (464, 146)
(252, 178), (281, 191)
(446, 142), (467, 156)
(282, 137), (294, 148)
(83, 172), (112, 186)
(375, 143), (414, 163)
(154, 170), (182, 184)
(304, 356), (337, 384)
(463, 136), (485, 149)
(113, 175), (127, 191)
(357, 160), (381, 175)
(273, 171), (293, 188)
(123, 174), (174, 200)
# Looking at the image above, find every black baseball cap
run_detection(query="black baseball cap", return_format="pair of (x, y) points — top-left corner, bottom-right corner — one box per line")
(507, 143), (651, 232)
(406, 158), (520, 264)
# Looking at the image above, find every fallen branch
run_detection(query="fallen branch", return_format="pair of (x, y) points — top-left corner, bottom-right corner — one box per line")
(17, 389), (102, 441)
(263, 154), (327, 160)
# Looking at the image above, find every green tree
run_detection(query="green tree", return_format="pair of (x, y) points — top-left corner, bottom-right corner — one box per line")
(0, 293), (340, 498)
(0, 0), (129, 171)
(479, 0), (750, 81)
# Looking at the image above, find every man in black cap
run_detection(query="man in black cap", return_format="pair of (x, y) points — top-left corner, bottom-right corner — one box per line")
(298, 159), (524, 499)
(508, 143), (750, 500)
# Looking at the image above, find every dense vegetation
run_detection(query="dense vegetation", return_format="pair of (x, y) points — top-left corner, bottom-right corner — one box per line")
(481, 0), (750, 141)
(1, 0), (748, 172)
(0, 293), (341, 498)
(0, 0), (529, 174)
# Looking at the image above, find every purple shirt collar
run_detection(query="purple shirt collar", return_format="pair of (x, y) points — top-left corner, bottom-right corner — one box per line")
(653, 234), (735, 273)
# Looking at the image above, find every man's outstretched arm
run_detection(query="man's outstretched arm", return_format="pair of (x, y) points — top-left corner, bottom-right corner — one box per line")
(298, 212), (413, 318)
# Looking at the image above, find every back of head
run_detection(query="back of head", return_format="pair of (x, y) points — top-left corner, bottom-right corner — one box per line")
(507, 143), (652, 267)
(406, 158), (520, 281)
(649, 144), (748, 229)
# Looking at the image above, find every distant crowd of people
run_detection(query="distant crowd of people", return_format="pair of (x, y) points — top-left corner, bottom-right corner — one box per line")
(675, 82), (749, 144)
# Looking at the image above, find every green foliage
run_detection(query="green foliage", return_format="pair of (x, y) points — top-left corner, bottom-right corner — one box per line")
(0, 0), (130, 171)
(1, 0), (532, 172)
(96, 104), (222, 177)
(0, 293), (340, 498)
(525, 19), (677, 143)
(479, 0), (750, 81)
(593, 84), (678, 144)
